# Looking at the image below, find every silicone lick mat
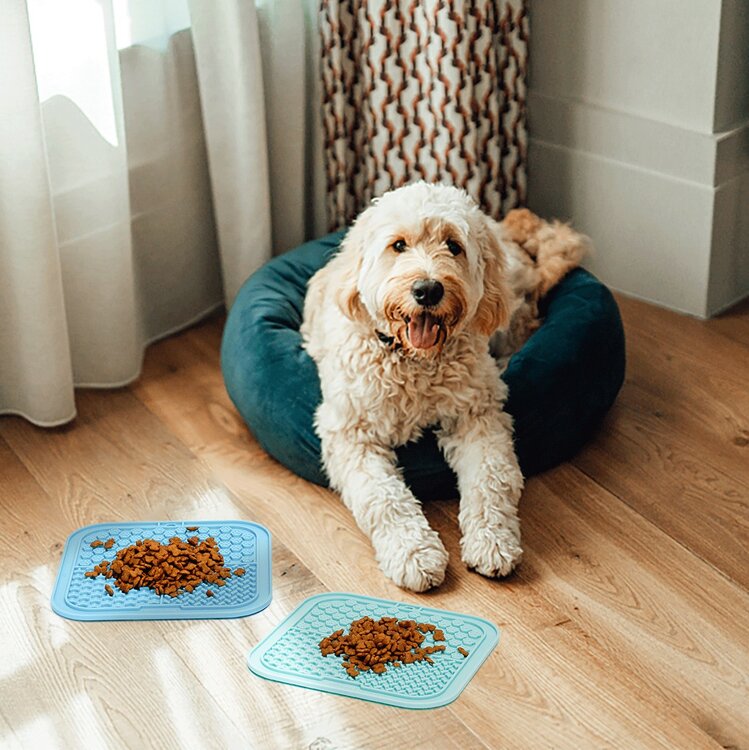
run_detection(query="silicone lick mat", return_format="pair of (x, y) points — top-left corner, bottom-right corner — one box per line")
(51, 520), (271, 621)
(247, 592), (499, 710)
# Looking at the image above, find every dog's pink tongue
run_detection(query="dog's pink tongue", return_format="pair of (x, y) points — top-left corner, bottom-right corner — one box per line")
(408, 313), (440, 349)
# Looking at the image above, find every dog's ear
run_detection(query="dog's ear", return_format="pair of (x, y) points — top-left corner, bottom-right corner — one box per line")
(471, 219), (511, 336)
(332, 208), (371, 322)
(334, 249), (365, 321)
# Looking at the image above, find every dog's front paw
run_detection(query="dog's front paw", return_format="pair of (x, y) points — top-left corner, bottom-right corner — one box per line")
(373, 527), (449, 592)
(461, 524), (522, 578)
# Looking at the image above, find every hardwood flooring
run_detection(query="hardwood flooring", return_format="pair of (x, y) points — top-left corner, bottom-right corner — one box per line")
(1, 294), (747, 749)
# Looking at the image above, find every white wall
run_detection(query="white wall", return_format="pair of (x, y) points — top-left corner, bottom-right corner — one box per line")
(527, 0), (749, 317)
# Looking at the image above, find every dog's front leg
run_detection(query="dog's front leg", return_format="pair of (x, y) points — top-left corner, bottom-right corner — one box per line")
(438, 408), (524, 578)
(320, 427), (449, 592)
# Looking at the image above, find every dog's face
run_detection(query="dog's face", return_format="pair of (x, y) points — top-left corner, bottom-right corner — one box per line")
(335, 183), (510, 355)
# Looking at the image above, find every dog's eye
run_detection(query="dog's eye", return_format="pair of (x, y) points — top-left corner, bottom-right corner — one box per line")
(392, 239), (407, 253)
(446, 239), (463, 256)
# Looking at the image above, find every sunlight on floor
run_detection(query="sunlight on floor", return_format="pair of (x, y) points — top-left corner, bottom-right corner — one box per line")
(0, 582), (33, 680)
(30, 564), (71, 651)
(185, 624), (248, 722)
(184, 486), (243, 518)
(69, 692), (109, 747)
(153, 646), (203, 746)
(152, 642), (253, 747)
(12, 715), (62, 750)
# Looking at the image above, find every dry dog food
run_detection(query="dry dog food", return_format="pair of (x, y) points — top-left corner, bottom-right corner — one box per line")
(457, 647), (469, 657)
(85, 535), (236, 598)
(319, 616), (453, 678)
(90, 538), (116, 550)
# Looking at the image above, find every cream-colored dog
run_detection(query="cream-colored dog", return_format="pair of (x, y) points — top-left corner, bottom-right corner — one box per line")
(302, 182), (588, 591)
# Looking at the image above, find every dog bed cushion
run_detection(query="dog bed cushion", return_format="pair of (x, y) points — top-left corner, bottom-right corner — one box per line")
(221, 230), (625, 501)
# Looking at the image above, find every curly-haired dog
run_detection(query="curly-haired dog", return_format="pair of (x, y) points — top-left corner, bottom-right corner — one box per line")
(301, 182), (589, 591)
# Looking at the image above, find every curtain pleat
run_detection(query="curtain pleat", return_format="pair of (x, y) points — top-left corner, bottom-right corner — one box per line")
(189, 0), (272, 306)
(32, 0), (144, 387)
(0, 0), (75, 425)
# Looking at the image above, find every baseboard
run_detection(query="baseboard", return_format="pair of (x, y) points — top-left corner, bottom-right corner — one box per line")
(527, 92), (749, 317)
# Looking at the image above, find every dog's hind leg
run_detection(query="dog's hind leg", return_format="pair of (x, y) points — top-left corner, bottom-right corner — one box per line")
(501, 207), (591, 299)
(438, 407), (524, 578)
(318, 418), (449, 592)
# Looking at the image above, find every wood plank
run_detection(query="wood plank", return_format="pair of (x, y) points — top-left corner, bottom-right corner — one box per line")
(614, 294), (749, 459)
(619, 296), (749, 455)
(0, 399), (484, 750)
(5, 293), (747, 749)
(704, 296), (749, 349)
(130, 327), (728, 749)
(509, 465), (749, 749)
(572, 295), (749, 588)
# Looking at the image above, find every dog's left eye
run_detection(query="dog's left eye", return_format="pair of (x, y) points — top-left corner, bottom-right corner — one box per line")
(446, 239), (463, 256)
(392, 239), (407, 253)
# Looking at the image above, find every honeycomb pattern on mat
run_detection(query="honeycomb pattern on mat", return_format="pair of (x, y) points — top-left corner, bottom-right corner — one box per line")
(259, 597), (489, 699)
(65, 523), (257, 612)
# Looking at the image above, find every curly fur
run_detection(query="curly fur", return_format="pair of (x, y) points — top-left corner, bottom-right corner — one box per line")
(301, 182), (589, 591)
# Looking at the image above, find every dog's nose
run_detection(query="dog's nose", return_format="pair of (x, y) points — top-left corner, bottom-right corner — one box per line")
(411, 279), (444, 307)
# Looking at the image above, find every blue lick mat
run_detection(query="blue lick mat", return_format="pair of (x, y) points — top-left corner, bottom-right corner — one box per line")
(51, 520), (272, 621)
(247, 592), (499, 710)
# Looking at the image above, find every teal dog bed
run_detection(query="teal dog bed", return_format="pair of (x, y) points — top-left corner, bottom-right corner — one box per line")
(221, 231), (625, 501)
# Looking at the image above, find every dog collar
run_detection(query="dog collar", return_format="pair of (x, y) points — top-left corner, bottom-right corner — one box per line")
(375, 329), (402, 351)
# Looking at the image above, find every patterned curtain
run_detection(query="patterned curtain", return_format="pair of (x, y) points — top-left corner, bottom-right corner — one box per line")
(320, 0), (528, 230)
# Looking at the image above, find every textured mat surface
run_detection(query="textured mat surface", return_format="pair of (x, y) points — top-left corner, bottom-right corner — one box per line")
(51, 520), (271, 621)
(247, 592), (498, 709)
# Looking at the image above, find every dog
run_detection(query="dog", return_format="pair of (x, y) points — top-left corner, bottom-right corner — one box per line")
(301, 182), (588, 591)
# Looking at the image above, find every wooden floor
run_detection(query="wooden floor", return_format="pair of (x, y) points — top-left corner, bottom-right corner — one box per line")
(1, 294), (748, 750)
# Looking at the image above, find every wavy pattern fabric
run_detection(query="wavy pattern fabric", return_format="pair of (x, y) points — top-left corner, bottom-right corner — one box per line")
(320, 0), (529, 229)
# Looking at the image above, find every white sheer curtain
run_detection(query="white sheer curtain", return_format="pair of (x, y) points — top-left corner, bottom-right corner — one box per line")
(0, 0), (325, 427)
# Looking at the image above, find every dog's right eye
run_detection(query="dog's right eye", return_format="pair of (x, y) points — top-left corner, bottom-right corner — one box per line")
(392, 239), (407, 253)
(446, 239), (464, 256)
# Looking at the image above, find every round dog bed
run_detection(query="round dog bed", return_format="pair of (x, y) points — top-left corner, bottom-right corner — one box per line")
(221, 230), (625, 501)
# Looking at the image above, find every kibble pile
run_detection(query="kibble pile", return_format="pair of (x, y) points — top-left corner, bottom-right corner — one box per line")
(85, 531), (246, 598)
(319, 616), (468, 678)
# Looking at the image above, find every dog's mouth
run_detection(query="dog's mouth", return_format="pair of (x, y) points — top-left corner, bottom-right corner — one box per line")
(406, 311), (443, 350)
